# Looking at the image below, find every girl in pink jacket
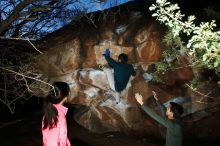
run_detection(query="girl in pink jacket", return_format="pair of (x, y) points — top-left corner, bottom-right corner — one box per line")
(42, 81), (71, 146)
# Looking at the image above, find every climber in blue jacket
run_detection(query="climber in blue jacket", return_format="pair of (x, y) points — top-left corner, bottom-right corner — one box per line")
(103, 48), (136, 104)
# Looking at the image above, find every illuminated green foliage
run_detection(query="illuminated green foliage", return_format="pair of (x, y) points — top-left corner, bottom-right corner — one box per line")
(149, 0), (220, 83)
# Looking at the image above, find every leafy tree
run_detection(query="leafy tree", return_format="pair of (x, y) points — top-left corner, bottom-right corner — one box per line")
(149, 0), (220, 84)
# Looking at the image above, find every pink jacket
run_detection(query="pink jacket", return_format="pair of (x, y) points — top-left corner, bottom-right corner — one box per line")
(42, 104), (71, 146)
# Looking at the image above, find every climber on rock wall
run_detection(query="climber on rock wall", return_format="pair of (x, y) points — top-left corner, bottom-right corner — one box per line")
(102, 48), (136, 104)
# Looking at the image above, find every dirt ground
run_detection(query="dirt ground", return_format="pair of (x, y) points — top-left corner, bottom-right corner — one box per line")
(0, 98), (219, 146)
(0, 98), (158, 146)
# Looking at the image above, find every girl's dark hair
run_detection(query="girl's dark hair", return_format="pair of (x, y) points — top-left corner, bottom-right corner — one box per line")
(43, 81), (70, 129)
(170, 102), (183, 119)
(118, 53), (128, 63)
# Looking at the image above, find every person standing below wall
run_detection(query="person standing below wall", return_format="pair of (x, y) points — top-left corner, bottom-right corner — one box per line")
(102, 48), (136, 104)
(135, 91), (184, 146)
(42, 81), (71, 146)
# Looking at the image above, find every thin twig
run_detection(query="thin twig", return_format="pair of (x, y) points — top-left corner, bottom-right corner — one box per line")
(0, 67), (53, 88)
(0, 36), (43, 54)
(0, 36), (36, 41)
(0, 67), (52, 114)
(0, 119), (22, 129)
(185, 83), (216, 99)
(27, 39), (43, 54)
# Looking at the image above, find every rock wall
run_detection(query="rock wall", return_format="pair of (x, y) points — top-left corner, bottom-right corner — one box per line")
(34, 9), (195, 136)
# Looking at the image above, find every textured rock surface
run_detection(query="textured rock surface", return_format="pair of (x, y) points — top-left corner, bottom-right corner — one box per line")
(32, 5), (217, 137)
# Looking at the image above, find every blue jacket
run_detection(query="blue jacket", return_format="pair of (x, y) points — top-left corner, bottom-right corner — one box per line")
(104, 55), (136, 92)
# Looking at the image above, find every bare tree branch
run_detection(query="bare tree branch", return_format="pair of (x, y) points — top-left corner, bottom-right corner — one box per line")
(0, 67), (52, 88)
(0, 0), (40, 35)
(0, 36), (42, 54)
(0, 119), (22, 129)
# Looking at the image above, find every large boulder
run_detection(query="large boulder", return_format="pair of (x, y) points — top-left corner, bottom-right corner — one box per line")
(32, 6), (209, 138)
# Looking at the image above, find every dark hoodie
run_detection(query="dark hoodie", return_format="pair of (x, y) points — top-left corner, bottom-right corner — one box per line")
(104, 55), (136, 92)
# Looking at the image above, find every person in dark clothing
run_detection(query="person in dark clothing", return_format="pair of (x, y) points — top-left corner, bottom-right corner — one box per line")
(103, 48), (136, 104)
(135, 91), (184, 146)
